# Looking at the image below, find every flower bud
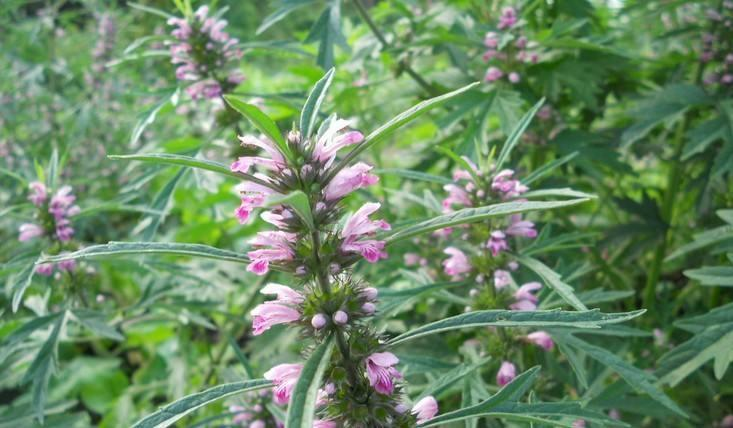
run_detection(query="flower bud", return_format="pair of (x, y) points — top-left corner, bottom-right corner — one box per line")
(362, 287), (378, 301)
(361, 302), (376, 314)
(311, 313), (327, 329)
(469, 288), (479, 297)
(333, 310), (348, 325)
(395, 403), (408, 414)
(287, 130), (301, 146)
(329, 263), (341, 274)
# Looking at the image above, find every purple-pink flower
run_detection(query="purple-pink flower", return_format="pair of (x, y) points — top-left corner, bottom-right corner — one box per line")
(412, 396), (439, 424)
(250, 303), (301, 335)
(491, 169), (527, 198)
(505, 214), (537, 238)
(526, 331), (554, 351)
(311, 118), (364, 168)
(442, 247), (471, 277)
(323, 162), (379, 201)
(442, 184), (472, 211)
(365, 352), (402, 395)
(28, 181), (47, 206)
(264, 363), (303, 405)
(510, 281), (542, 311)
(313, 420), (337, 428)
(247, 231), (296, 275)
(36, 263), (54, 276)
(340, 203), (390, 263)
(18, 223), (43, 242)
(498, 6), (518, 29)
(487, 230), (509, 256)
(485, 66), (504, 82)
(497, 361), (517, 386)
(494, 269), (512, 289)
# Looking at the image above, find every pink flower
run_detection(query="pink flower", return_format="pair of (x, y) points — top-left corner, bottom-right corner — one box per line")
(487, 231), (508, 256)
(527, 331), (554, 351)
(28, 181), (47, 206)
(260, 283), (304, 305)
(505, 214), (537, 238)
(515, 36), (528, 49)
(572, 420), (586, 428)
(484, 32), (499, 48)
(49, 186), (78, 220)
(247, 231), (296, 275)
(494, 269), (512, 289)
(19, 223), (43, 242)
(251, 303), (301, 335)
(412, 396), (439, 424)
(238, 135), (287, 166)
(260, 208), (294, 229)
(404, 253), (421, 266)
(442, 247), (471, 277)
(365, 352), (402, 395)
(264, 363), (303, 405)
(58, 258), (77, 272)
(55, 218), (74, 242)
(249, 420), (265, 428)
(508, 72), (520, 83)
(36, 263), (54, 276)
(313, 420), (337, 428)
(498, 6), (518, 29)
(485, 66), (504, 82)
(496, 361), (516, 386)
(340, 203), (390, 263)
(491, 169), (528, 198)
(510, 282), (542, 311)
(323, 162), (379, 200)
(312, 117), (364, 167)
(442, 184), (472, 211)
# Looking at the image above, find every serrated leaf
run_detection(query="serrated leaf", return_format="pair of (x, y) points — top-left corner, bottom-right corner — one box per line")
(71, 310), (124, 341)
(130, 379), (272, 428)
(300, 67), (335, 139)
(516, 255), (587, 311)
(24, 311), (67, 423)
(683, 266), (733, 286)
(285, 336), (335, 428)
(0, 312), (62, 362)
(658, 322), (733, 386)
(223, 95), (292, 161)
(489, 89), (525, 137)
(682, 116), (729, 160)
(38, 242), (251, 265)
(264, 190), (314, 230)
(494, 98), (544, 170)
(387, 309), (645, 346)
(385, 199), (590, 244)
(328, 82), (480, 182)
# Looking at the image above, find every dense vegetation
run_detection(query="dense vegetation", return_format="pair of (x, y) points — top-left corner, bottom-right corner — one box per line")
(1, 1), (732, 427)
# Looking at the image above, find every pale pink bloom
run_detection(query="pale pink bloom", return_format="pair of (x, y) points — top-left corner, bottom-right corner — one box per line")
(362, 302), (376, 314)
(722, 74), (733, 84)
(235, 193), (266, 224)
(362, 287), (378, 301)
(722, 415), (733, 428)
(312, 117), (364, 167)
(508, 72), (520, 83)
(311, 313), (327, 329)
(28, 181), (47, 206)
(442, 247), (471, 277)
(498, 6), (518, 29)
(442, 184), (472, 211)
(572, 420), (586, 428)
(510, 282), (542, 311)
(238, 135), (287, 165)
(487, 231), (509, 256)
(609, 409), (621, 420)
(55, 218), (74, 242)
(485, 66), (503, 82)
(496, 361), (516, 386)
(494, 269), (512, 289)
(491, 169), (528, 197)
(247, 231), (296, 275)
(58, 258), (77, 272)
(505, 214), (537, 238)
(483, 49), (499, 61)
(260, 209), (293, 229)
(264, 363), (303, 405)
(365, 352), (402, 395)
(527, 331), (554, 350)
(323, 162), (378, 200)
(412, 396), (439, 424)
(19, 223), (43, 242)
(404, 253), (422, 266)
(515, 36), (528, 49)
(231, 156), (284, 174)
(186, 80), (221, 100)
(260, 283), (304, 305)
(249, 420), (265, 428)
(251, 302), (301, 335)
(484, 32), (499, 48)
(313, 420), (337, 428)
(340, 203), (390, 263)
(36, 263), (54, 276)
(508, 261), (519, 271)
(49, 186), (77, 220)
(333, 310), (348, 325)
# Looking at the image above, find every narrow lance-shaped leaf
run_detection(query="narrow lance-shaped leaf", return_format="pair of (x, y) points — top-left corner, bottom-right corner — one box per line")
(385, 199), (590, 244)
(0, 312), (62, 361)
(11, 261), (37, 313)
(286, 336), (335, 428)
(300, 67), (335, 139)
(38, 242), (251, 265)
(24, 311), (67, 424)
(494, 98), (545, 171)
(387, 309), (645, 346)
(223, 95), (293, 162)
(327, 82), (480, 182)
(522, 152), (579, 185)
(516, 255), (587, 311)
(130, 379), (272, 428)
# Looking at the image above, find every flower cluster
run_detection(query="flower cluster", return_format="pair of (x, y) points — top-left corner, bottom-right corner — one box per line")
(229, 390), (282, 427)
(18, 182), (80, 276)
(167, 6), (244, 100)
(482, 6), (541, 84)
(230, 108), (437, 425)
(700, 2), (733, 86)
(91, 13), (116, 74)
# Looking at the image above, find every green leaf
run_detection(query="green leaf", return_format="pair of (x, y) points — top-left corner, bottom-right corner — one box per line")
(38, 242), (250, 265)
(658, 322), (733, 385)
(286, 336), (335, 428)
(11, 261), (37, 313)
(130, 379), (272, 428)
(418, 357), (491, 400)
(128, 2), (175, 19)
(683, 266), (733, 286)
(494, 98), (545, 170)
(23, 312), (67, 424)
(304, 1), (347, 70)
(228, 336), (255, 379)
(136, 167), (187, 241)
(522, 152), (578, 185)
(665, 224), (733, 261)
(682, 116), (729, 160)
(71, 310), (124, 341)
(385, 199), (590, 244)
(329, 82), (480, 182)
(516, 255), (587, 311)
(556, 333), (686, 417)
(387, 309), (645, 346)
(109, 153), (255, 181)
(518, 188), (596, 200)
(300, 67), (335, 139)
(0, 312), (62, 362)
(375, 168), (453, 185)
(131, 89), (180, 147)
(489, 89), (525, 137)
(420, 367), (540, 427)
(257, 0), (315, 34)
(223, 95), (292, 161)
(264, 190), (314, 230)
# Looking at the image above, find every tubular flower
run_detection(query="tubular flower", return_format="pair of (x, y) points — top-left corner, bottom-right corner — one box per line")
(311, 117), (364, 167)
(505, 214), (537, 238)
(491, 169), (528, 198)
(340, 203), (390, 263)
(313, 420), (338, 428)
(497, 361), (517, 386)
(412, 396), (439, 424)
(28, 181), (47, 206)
(526, 331), (554, 351)
(260, 283), (304, 305)
(365, 352), (402, 395)
(442, 247), (471, 277)
(246, 231), (296, 275)
(494, 269), (512, 289)
(250, 303), (301, 335)
(18, 223), (43, 242)
(323, 162), (379, 201)
(264, 363), (303, 405)
(487, 231), (509, 256)
(510, 282), (542, 311)
(442, 184), (472, 211)
(36, 263), (54, 276)
(498, 6), (518, 29)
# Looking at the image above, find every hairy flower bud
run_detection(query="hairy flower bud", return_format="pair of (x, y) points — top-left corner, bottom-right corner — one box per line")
(311, 313), (327, 329)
